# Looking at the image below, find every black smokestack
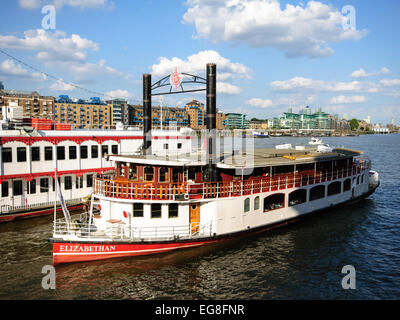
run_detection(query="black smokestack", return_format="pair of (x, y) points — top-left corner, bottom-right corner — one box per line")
(143, 73), (152, 155)
(204, 63), (217, 182)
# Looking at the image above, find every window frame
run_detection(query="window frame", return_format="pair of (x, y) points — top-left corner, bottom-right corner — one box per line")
(17, 147), (27, 162)
(2, 147), (12, 163)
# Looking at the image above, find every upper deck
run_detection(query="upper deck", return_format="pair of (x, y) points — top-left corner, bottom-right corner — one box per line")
(107, 147), (363, 168)
(94, 147), (370, 201)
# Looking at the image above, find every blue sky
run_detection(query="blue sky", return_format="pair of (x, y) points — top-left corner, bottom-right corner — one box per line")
(0, 0), (399, 124)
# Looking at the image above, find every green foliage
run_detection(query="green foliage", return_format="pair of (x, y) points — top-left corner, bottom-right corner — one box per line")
(350, 118), (359, 131)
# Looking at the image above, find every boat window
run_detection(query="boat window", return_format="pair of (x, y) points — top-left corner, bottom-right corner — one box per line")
(86, 174), (93, 188)
(254, 196), (260, 210)
(177, 143), (182, 149)
(188, 167), (196, 180)
(1, 181), (8, 197)
(129, 165), (137, 180)
(111, 145), (118, 155)
(44, 146), (53, 161)
(159, 167), (169, 182)
(17, 147), (27, 162)
(144, 166), (154, 182)
(91, 145), (98, 159)
(13, 180), (23, 196)
(151, 203), (162, 218)
(264, 193), (285, 212)
(172, 168), (180, 182)
(361, 174), (364, 184)
(102, 145), (108, 156)
(69, 146), (77, 160)
(168, 203), (178, 218)
(328, 181), (341, 196)
(163, 143), (169, 150)
(40, 178), (49, 193)
(56, 146), (65, 160)
(65, 176), (72, 190)
(357, 176), (360, 185)
(80, 145), (88, 159)
(343, 178), (351, 192)
(2, 147), (12, 163)
(31, 147), (40, 161)
(244, 198), (250, 212)
(76, 176), (83, 189)
(310, 185), (325, 201)
(28, 180), (36, 194)
(133, 203), (144, 217)
(289, 189), (307, 206)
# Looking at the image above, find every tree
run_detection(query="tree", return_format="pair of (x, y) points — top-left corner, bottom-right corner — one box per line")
(349, 119), (359, 131)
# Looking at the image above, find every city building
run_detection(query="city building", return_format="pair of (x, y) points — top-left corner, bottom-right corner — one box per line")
(249, 120), (268, 130)
(106, 98), (129, 125)
(185, 100), (205, 130)
(224, 113), (250, 129)
(53, 95), (112, 129)
(0, 89), (54, 121)
(268, 118), (280, 129)
(128, 104), (189, 129)
(216, 110), (226, 130)
(269, 106), (337, 131)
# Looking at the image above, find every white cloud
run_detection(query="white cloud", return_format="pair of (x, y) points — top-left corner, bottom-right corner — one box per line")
(105, 89), (134, 100)
(151, 50), (248, 95)
(350, 68), (368, 78)
(330, 95), (366, 104)
(151, 50), (250, 79)
(18, 0), (113, 10)
(0, 29), (98, 62)
(217, 82), (242, 95)
(380, 79), (400, 87)
(270, 76), (380, 93)
(246, 98), (273, 108)
(0, 59), (45, 81)
(49, 79), (76, 91)
(183, 0), (367, 58)
(0, 29), (129, 84)
(52, 59), (125, 83)
(350, 67), (391, 78)
(18, 0), (42, 9)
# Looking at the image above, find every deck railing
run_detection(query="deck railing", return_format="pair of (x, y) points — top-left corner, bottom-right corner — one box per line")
(93, 159), (370, 201)
(53, 218), (212, 241)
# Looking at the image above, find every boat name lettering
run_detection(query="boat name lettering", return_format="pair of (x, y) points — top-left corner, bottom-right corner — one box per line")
(59, 245), (116, 252)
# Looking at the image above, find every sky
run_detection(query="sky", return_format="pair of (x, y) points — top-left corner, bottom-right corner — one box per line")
(0, 0), (399, 125)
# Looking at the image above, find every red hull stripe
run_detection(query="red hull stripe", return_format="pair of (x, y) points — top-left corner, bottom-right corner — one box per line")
(52, 240), (217, 265)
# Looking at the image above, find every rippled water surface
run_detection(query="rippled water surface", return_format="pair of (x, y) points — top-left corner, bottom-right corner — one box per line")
(0, 135), (399, 299)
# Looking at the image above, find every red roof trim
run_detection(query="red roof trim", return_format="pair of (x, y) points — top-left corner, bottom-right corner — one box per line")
(0, 167), (115, 183)
(0, 135), (191, 146)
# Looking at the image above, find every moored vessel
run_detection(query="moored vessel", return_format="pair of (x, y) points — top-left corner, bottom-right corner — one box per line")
(50, 63), (380, 265)
(0, 117), (193, 222)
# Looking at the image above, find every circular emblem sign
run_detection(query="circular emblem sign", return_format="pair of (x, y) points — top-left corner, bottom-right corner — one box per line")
(170, 67), (183, 89)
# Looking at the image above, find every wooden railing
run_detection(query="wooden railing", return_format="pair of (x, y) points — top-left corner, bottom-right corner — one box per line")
(93, 159), (370, 201)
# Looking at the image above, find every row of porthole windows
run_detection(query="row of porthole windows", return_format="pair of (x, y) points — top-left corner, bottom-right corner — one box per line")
(1, 144), (119, 163)
(244, 177), (362, 213)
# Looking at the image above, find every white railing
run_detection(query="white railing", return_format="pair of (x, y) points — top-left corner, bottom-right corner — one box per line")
(92, 159), (371, 201)
(53, 218), (213, 241)
(0, 198), (83, 214)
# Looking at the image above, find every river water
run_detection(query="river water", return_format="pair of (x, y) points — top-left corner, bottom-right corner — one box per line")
(0, 134), (399, 300)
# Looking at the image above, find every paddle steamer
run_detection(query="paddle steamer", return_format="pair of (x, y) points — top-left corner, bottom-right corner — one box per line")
(51, 63), (380, 264)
